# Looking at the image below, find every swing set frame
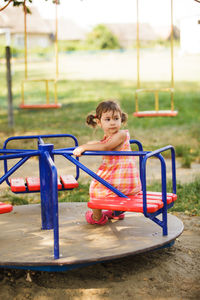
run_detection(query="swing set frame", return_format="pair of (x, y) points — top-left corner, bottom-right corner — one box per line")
(133, 0), (178, 117)
(20, 0), (61, 109)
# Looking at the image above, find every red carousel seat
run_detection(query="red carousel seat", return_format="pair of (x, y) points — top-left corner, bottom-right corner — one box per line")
(10, 175), (78, 192)
(88, 192), (177, 214)
(0, 202), (13, 214)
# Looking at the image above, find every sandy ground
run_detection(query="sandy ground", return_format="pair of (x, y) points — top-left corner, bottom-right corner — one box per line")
(0, 212), (199, 300)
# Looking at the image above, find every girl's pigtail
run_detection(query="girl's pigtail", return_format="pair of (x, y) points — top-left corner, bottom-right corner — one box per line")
(86, 114), (98, 128)
(121, 112), (128, 124)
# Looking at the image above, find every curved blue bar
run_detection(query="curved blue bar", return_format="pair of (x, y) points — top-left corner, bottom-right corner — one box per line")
(144, 145), (176, 194)
(3, 134), (79, 184)
(3, 134), (79, 148)
(130, 139), (144, 185)
(141, 145), (176, 235)
(170, 147), (176, 194)
(129, 139), (143, 151)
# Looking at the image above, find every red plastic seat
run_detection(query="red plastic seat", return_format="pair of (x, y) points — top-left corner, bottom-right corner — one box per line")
(60, 175), (79, 189)
(88, 192), (177, 214)
(10, 175), (78, 192)
(26, 177), (40, 191)
(0, 202), (13, 214)
(137, 191), (177, 203)
(26, 177), (64, 191)
(10, 178), (26, 192)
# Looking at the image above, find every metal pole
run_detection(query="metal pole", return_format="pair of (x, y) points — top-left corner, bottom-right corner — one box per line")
(55, 0), (59, 79)
(21, 81), (24, 106)
(24, 0), (28, 79)
(39, 143), (55, 230)
(6, 46), (14, 128)
(136, 0), (140, 89)
(54, 80), (58, 104)
(45, 80), (49, 104)
(155, 91), (159, 112)
(170, 0), (174, 111)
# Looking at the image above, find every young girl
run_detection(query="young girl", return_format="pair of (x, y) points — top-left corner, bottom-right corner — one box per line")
(73, 100), (141, 225)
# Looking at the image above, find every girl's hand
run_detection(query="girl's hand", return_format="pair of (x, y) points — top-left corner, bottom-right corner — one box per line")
(73, 146), (85, 157)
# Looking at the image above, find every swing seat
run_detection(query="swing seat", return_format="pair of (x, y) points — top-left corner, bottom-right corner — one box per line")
(10, 175), (78, 193)
(133, 110), (178, 117)
(88, 192), (177, 214)
(0, 202), (13, 214)
(20, 104), (61, 109)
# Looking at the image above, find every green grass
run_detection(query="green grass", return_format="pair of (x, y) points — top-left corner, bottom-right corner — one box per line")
(0, 192), (30, 206)
(147, 177), (200, 216)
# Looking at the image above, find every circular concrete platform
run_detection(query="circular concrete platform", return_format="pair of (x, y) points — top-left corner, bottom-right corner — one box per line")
(0, 203), (184, 271)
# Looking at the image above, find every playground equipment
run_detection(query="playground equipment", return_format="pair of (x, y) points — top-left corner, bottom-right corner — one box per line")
(0, 134), (183, 271)
(20, 0), (61, 109)
(134, 0), (178, 117)
(0, 202), (13, 214)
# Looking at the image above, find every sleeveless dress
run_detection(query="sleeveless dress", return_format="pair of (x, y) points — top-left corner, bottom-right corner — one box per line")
(89, 130), (141, 200)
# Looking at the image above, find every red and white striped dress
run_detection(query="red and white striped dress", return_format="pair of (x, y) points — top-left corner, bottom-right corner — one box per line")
(89, 130), (141, 200)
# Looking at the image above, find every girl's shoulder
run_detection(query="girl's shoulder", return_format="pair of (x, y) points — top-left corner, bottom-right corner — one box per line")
(117, 130), (129, 141)
(119, 130), (131, 151)
(100, 130), (129, 144)
(122, 129), (130, 139)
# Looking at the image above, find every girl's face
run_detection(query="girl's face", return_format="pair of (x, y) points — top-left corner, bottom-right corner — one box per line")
(98, 110), (122, 136)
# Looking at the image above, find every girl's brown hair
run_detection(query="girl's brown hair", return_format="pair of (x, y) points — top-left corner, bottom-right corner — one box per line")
(86, 100), (128, 128)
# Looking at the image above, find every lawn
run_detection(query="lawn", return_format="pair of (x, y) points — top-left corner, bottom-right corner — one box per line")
(0, 54), (199, 215)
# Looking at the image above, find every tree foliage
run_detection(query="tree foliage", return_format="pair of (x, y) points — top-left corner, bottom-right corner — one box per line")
(1, 0), (56, 12)
(2, 0), (48, 5)
(86, 24), (121, 50)
(1, 0), (32, 8)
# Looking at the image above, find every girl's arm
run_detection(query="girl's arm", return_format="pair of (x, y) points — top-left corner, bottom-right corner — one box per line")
(73, 130), (126, 157)
(86, 140), (100, 144)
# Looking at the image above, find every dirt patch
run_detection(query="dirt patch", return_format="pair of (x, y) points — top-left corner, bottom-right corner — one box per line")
(0, 212), (199, 300)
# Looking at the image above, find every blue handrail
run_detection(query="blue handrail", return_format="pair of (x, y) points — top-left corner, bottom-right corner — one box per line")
(2, 134), (80, 186)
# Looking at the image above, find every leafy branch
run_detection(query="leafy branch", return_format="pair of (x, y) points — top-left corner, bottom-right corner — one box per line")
(0, 0), (57, 12)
